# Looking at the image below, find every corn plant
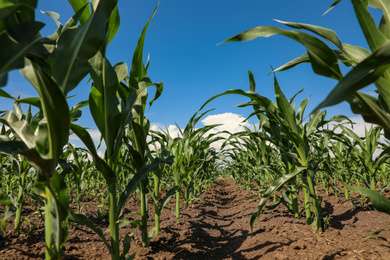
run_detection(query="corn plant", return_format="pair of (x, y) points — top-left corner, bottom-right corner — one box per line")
(0, 0), (119, 258)
(319, 129), (355, 198)
(202, 69), (350, 232)
(337, 125), (390, 190)
(0, 102), (42, 236)
(166, 110), (222, 220)
(221, 124), (280, 192)
(70, 3), (170, 252)
(148, 129), (179, 235)
(61, 143), (96, 213)
(219, 0), (390, 233)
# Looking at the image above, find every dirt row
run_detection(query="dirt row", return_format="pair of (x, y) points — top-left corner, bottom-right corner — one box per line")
(1, 178), (390, 259)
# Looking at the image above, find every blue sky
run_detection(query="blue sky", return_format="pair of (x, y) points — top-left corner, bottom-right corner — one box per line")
(2, 0), (380, 147)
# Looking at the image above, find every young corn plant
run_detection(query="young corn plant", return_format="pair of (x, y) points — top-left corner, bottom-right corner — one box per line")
(0, 102), (41, 236)
(220, 0), (390, 235)
(62, 143), (95, 213)
(148, 129), (179, 235)
(169, 110), (222, 220)
(221, 124), (279, 193)
(0, 1), (119, 258)
(202, 69), (348, 232)
(338, 125), (390, 190)
(322, 130), (355, 198)
(71, 3), (169, 252)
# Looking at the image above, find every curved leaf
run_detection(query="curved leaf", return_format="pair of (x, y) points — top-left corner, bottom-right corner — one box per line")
(314, 40), (390, 111)
(118, 157), (172, 217)
(222, 25), (342, 80)
(0, 111), (36, 149)
(70, 123), (117, 184)
(21, 60), (70, 161)
(49, 0), (119, 95)
(346, 184), (390, 214)
(250, 166), (306, 234)
(129, 3), (159, 88)
(352, 0), (388, 52)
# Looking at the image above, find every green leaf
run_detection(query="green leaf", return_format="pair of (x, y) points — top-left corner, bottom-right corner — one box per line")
(120, 233), (134, 260)
(129, 3), (159, 88)
(352, 0), (388, 52)
(69, 212), (112, 253)
(108, 5), (120, 45)
(347, 92), (390, 139)
(0, 140), (28, 155)
(275, 20), (343, 49)
(147, 81), (164, 107)
(0, 111), (36, 149)
(323, 0), (342, 15)
(305, 110), (326, 136)
(274, 20), (372, 67)
(21, 60), (70, 161)
(89, 50), (121, 160)
(70, 123), (117, 184)
(274, 74), (300, 136)
(118, 157), (172, 217)
(49, 171), (70, 253)
(365, 228), (390, 239)
(250, 166), (306, 234)
(67, 0), (91, 24)
(347, 184), (390, 214)
(222, 25), (342, 80)
(370, 0), (390, 39)
(375, 66), (390, 112)
(160, 185), (180, 210)
(274, 53), (310, 73)
(49, 0), (118, 95)
(246, 70), (263, 121)
(314, 40), (390, 111)
(0, 20), (45, 86)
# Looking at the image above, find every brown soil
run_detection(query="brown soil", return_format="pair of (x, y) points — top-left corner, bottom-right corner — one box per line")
(1, 178), (390, 259)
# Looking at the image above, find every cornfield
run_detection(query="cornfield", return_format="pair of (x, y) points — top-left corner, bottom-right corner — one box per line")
(1, 0), (390, 259)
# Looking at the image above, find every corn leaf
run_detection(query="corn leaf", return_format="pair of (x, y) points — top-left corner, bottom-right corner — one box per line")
(0, 111), (36, 149)
(67, 0), (91, 24)
(118, 157), (172, 217)
(347, 184), (390, 214)
(0, 0), (44, 86)
(49, 0), (119, 95)
(353, 0), (388, 52)
(70, 123), (117, 184)
(21, 60), (70, 161)
(347, 92), (390, 139)
(314, 41), (390, 111)
(69, 212), (112, 252)
(222, 26), (342, 80)
(274, 53), (310, 73)
(365, 228), (390, 239)
(250, 166), (307, 234)
(89, 50), (121, 161)
(129, 4), (158, 89)
(324, 0), (342, 15)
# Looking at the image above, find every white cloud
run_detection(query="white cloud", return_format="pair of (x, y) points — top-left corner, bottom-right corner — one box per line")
(201, 112), (250, 133)
(97, 151), (104, 158)
(201, 112), (252, 150)
(348, 116), (375, 137)
(149, 113), (251, 151)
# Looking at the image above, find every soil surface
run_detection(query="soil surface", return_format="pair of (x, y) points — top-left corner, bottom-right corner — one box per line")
(1, 178), (390, 259)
